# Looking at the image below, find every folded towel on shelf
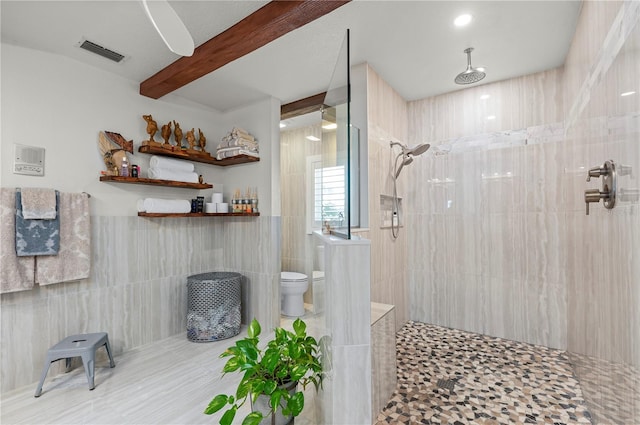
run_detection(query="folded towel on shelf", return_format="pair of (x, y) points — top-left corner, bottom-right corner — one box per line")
(230, 127), (254, 141)
(0, 188), (35, 293)
(36, 192), (91, 286)
(147, 168), (199, 183)
(15, 190), (60, 257)
(216, 148), (260, 161)
(138, 198), (192, 214)
(149, 155), (195, 173)
(217, 137), (259, 151)
(20, 188), (57, 219)
(218, 127), (259, 152)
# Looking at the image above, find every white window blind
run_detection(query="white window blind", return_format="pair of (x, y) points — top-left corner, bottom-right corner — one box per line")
(314, 165), (346, 225)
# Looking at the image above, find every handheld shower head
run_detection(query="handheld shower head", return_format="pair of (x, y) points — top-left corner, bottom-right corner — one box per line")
(394, 156), (407, 179)
(390, 141), (431, 179)
(394, 154), (415, 179)
(389, 141), (431, 239)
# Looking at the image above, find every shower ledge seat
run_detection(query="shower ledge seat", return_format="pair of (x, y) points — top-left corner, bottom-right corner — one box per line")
(34, 332), (115, 397)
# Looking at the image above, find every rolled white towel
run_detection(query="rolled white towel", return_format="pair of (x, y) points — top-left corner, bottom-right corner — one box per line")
(149, 155), (195, 173)
(138, 198), (191, 214)
(147, 168), (199, 183)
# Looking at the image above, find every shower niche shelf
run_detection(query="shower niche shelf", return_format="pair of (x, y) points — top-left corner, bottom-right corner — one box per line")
(380, 194), (402, 229)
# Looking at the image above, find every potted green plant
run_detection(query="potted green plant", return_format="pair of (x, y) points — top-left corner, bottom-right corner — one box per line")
(204, 318), (324, 425)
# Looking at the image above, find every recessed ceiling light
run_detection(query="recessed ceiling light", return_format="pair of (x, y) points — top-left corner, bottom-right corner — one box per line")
(480, 94), (490, 100)
(322, 123), (338, 130)
(621, 91), (636, 97)
(279, 122), (287, 128)
(487, 115), (496, 120)
(306, 135), (321, 142)
(454, 14), (473, 27)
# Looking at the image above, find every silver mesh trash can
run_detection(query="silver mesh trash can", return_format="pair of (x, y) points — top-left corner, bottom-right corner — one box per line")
(186, 272), (241, 342)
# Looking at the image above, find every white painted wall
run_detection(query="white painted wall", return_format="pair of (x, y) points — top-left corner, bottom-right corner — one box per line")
(218, 97), (281, 216)
(0, 43), (283, 393)
(1, 43), (279, 217)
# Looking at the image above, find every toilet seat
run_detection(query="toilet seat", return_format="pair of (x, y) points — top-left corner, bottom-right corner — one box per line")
(281, 271), (307, 282)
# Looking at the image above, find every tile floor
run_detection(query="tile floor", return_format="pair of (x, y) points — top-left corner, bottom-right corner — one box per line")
(2, 320), (599, 425)
(375, 321), (593, 425)
(0, 326), (319, 425)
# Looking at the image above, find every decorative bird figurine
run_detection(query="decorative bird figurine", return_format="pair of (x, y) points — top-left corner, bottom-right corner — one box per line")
(161, 121), (172, 146)
(173, 120), (183, 149)
(142, 114), (158, 144)
(186, 128), (196, 151)
(198, 128), (207, 152)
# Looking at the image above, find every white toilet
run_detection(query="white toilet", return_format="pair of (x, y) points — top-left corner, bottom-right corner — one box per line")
(280, 272), (309, 317)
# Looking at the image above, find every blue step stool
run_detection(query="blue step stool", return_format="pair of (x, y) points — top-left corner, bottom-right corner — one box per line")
(34, 332), (115, 397)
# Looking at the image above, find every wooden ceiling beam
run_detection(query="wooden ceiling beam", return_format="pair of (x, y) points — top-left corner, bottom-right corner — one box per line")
(140, 0), (350, 99)
(280, 92), (326, 119)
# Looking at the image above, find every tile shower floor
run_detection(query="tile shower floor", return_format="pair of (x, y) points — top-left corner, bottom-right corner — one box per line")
(375, 321), (593, 425)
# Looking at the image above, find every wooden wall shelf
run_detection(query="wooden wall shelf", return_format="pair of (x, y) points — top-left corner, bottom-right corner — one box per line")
(138, 145), (260, 166)
(138, 212), (260, 218)
(99, 175), (212, 189)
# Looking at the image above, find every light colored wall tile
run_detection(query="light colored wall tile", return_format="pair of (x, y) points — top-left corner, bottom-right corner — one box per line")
(320, 344), (372, 425)
(280, 124), (322, 283)
(371, 305), (397, 419)
(366, 65), (410, 331)
(562, 1), (640, 422)
(0, 215), (278, 392)
(405, 65), (567, 349)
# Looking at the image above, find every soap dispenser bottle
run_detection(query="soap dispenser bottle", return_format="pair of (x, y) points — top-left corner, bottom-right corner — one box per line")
(120, 155), (130, 177)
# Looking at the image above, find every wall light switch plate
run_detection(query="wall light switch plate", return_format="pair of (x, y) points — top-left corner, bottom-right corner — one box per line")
(14, 144), (45, 176)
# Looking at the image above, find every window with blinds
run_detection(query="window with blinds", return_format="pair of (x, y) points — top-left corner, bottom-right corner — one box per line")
(314, 165), (346, 226)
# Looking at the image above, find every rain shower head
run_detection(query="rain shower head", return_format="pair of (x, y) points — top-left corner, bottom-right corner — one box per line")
(455, 47), (486, 85)
(390, 141), (431, 157)
(406, 143), (430, 156)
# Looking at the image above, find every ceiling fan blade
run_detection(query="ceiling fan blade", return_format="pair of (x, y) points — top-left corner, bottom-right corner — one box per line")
(142, 0), (194, 57)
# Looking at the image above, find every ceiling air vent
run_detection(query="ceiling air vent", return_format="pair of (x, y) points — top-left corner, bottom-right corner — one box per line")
(78, 39), (125, 63)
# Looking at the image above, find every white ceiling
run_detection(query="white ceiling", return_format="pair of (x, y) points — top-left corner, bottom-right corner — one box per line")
(1, 1), (582, 113)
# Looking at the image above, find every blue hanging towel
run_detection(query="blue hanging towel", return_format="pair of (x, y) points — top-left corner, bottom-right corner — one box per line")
(15, 190), (60, 256)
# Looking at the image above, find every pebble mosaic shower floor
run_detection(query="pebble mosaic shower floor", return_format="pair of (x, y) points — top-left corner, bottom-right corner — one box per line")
(375, 321), (593, 425)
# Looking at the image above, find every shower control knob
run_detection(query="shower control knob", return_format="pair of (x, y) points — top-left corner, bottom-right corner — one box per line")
(585, 160), (617, 215)
(584, 188), (606, 215)
(587, 166), (607, 182)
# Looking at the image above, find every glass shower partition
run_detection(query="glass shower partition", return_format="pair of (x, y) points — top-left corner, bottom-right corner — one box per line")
(321, 29), (352, 239)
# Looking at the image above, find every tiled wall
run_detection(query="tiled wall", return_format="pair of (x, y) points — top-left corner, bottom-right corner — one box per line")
(280, 124), (322, 282)
(0, 216), (280, 392)
(401, 0), (639, 420)
(315, 233), (372, 425)
(365, 65), (410, 331)
(405, 68), (567, 349)
(563, 1), (640, 422)
(371, 303), (397, 420)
